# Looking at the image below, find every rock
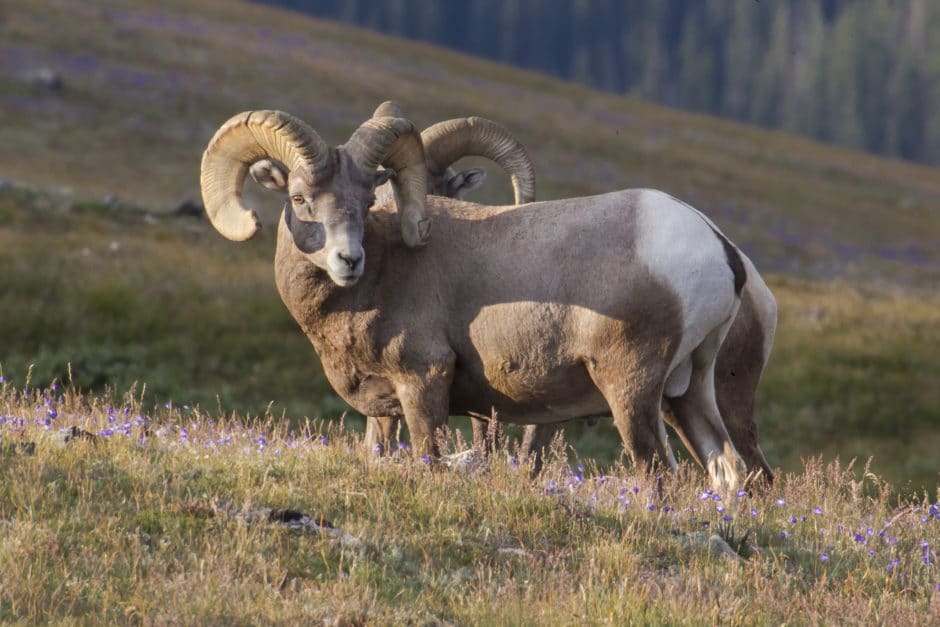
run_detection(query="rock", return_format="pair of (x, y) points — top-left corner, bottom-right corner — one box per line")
(25, 67), (64, 91)
(708, 534), (743, 561)
(442, 448), (484, 474)
(213, 503), (363, 548)
(53, 425), (98, 447)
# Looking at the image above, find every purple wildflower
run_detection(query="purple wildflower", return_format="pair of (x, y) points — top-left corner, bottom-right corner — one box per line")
(854, 533), (867, 544)
(780, 530), (792, 539)
(372, 443), (383, 453)
(820, 552), (829, 562)
(0, 376), (5, 383)
(750, 508), (758, 517)
(789, 516), (798, 524)
(632, 486), (640, 495)
(869, 549), (875, 558)
(775, 499), (786, 506)
(813, 507), (823, 516)
(736, 490), (747, 498)
(420, 455), (431, 464)
(699, 489), (713, 500)
(647, 504), (657, 511)
(713, 494), (722, 502)
(317, 436), (328, 446)
(837, 525), (845, 533)
(722, 514), (732, 522)
(47, 409), (58, 420)
(716, 505), (725, 514)
(886, 558), (900, 574)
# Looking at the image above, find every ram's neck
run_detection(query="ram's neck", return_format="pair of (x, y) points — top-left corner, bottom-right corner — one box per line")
(273, 209), (390, 342)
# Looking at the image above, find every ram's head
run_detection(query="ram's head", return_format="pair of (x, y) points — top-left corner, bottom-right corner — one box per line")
(200, 110), (428, 286)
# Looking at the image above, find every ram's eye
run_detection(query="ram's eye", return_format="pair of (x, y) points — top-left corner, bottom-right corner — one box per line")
(291, 195), (304, 205)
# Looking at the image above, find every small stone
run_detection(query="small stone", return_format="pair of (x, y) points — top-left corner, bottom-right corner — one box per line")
(708, 534), (742, 560)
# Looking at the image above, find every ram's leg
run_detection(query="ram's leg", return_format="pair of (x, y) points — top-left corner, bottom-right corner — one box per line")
(667, 327), (747, 495)
(519, 424), (558, 476)
(364, 416), (399, 455)
(395, 362), (454, 460)
(713, 294), (775, 485)
(589, 368), (673, 477)
(470, 416), (501, 455)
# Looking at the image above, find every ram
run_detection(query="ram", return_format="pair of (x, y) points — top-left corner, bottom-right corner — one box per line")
(247, 102), (538, 456)
(372, 104), (776, 482)
(200, 110), (749, 491)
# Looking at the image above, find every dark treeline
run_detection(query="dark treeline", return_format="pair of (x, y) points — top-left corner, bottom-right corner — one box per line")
(258, 0), (939, 164)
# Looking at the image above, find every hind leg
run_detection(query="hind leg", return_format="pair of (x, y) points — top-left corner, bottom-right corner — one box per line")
(519, 424), (559, 476)
(667, 327), (747, 494)
(471, 415), (502, 456)
(588, 363), (674, 477)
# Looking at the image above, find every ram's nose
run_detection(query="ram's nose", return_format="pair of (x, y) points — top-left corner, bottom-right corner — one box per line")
(336, 251), (362, 270)
(327, 247), (365, 286)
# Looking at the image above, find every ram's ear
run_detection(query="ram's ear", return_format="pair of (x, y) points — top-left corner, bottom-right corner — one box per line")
(446, 168), (486, 199)
(249, 159), (290, 192)
(373, 167), (395, 188)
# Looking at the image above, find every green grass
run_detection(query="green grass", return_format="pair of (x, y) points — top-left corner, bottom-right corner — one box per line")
(0, 386), (938, 623)
(0, 184), (343, 421)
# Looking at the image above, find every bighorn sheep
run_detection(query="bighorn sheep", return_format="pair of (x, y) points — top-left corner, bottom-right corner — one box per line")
(200, 109), (750, 491)
(247, 101), (539, 457)
(369, 103), (778, 483)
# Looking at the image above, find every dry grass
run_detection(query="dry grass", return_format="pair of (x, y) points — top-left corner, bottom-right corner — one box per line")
(1, 384), (938, 623)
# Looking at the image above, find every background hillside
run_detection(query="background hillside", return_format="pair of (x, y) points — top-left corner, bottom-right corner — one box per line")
(264, 0), (940, 165)
(0, 0), (938, 490)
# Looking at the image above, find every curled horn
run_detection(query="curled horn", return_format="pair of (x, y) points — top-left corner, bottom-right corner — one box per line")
(200, 110), (331, 241)
(345, 116), (429, 247)
(372, 100), (404, 118)
(421, 117), (536, 204)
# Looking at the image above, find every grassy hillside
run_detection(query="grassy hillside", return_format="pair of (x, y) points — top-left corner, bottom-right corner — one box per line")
(0, 0), (938, 492)
(2, 0), (939, 284)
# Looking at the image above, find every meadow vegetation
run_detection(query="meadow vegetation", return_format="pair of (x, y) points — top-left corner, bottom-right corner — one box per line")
(1, 183), (937, 492)
(1, 1), (939, 620)
(0, 384), (938, 623)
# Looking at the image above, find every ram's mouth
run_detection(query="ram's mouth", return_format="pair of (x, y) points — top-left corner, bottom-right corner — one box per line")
(329, 270), (362, 287)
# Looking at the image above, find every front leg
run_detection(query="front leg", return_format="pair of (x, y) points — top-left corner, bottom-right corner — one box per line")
(395, 360), (454, 459)
(364, 416), (400, 455)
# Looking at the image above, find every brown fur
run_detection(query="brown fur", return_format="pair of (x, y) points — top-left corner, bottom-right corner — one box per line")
(274, 192), (723, 474)
(517, 269), (777, 483)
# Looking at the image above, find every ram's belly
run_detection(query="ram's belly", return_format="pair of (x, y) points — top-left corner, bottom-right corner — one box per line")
(449, 304), (609, 424)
